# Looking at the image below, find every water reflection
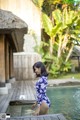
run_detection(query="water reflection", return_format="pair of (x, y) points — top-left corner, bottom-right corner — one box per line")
(73, 90), (80, 110)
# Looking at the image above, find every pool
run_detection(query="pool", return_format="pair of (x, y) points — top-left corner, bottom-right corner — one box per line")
(6, 86), (80, 120)
(47, 86), (80, 120)
(6, 101), (36, 117)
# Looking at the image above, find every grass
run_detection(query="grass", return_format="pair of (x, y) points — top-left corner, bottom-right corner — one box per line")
(58, 72), (80, 79)
(49, 72), (80, 80)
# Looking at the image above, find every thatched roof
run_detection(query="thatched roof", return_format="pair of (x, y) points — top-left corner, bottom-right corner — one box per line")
(0, 9), (28, 51)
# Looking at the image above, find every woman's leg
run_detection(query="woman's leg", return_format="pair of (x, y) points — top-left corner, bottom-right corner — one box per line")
(39, 101), (49, 115)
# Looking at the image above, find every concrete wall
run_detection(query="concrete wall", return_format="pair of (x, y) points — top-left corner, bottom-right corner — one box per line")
(0, 0), (41, 52)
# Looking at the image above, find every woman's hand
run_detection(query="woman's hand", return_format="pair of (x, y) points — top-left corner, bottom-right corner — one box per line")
(31, 102), (37, 110)
(33, 106), (40, 116)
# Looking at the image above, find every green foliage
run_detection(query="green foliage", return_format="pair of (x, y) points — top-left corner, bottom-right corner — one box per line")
(58, 72), (80, 79)
(42, 13), (53, 36)
(42, 0), (80, 16)
(32, 0), (80, 78)
(34, 41), (49, 54)
(40, 8), (80, 78)
(52, 9), (62, 24)
(42, 13), (62, 37)
(63, 0), (75, 4)
(32, 0), (44, 8)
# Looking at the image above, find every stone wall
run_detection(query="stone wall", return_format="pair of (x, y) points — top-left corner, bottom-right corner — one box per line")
(0, 0), (41, 52)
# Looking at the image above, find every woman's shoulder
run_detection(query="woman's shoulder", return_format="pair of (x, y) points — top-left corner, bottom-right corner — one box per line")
(41, 76), (47, 79)
(39, 76), (47, 84)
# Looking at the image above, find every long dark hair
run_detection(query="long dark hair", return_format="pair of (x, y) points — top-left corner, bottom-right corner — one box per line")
(33, 61), (48, 77)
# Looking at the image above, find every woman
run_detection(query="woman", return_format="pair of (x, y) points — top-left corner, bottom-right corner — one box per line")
(32, 61), (51, 115)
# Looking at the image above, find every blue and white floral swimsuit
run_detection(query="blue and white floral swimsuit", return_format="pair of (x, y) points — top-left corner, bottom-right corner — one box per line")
(35, 76), (51, 107)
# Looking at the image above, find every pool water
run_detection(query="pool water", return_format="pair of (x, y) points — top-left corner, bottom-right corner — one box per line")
(6, 104), (35, 117)
(47, 86), (80, 120)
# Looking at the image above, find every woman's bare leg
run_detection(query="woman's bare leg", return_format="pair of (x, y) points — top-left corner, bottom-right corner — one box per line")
(39, 101), (49, 115)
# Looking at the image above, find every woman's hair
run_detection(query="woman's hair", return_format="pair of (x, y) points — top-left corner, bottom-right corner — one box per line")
(33, 61), (48, 77)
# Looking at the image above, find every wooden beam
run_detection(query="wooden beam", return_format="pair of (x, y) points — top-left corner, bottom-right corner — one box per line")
(0, 34), (6, 84)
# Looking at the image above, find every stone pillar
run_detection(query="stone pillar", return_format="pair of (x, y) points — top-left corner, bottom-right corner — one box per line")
(0, 35), (8, 94)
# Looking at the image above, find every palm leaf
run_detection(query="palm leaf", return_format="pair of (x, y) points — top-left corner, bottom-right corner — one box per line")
(42, 13), (53, 36)
(52, 9), (62, 24)
(32, 0), (44, 8)
(51, 23), (62, 37)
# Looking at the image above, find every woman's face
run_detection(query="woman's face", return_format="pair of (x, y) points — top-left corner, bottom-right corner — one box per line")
(34, 67), (41, 75)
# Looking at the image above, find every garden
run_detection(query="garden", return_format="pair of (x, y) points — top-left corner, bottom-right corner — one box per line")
(32, 0), (80, 79)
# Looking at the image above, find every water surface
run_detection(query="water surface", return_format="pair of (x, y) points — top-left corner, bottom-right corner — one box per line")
(47, 86), (80, 120)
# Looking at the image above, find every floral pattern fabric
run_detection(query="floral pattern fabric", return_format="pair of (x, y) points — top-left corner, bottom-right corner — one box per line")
(35, 76), (51, 107)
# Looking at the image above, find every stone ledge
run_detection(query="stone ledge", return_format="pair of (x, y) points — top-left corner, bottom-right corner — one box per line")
(9, 77), (16, 83)
(48, 79), (80, 87)
(0, 86), (8, 94)
(6, 83), (11, 89)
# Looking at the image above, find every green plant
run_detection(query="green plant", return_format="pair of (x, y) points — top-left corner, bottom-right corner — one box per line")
(32, 0), (80, 78)
(41, 7), (80, 77)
